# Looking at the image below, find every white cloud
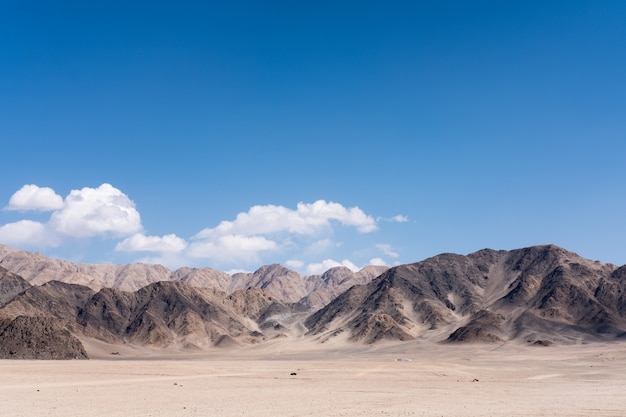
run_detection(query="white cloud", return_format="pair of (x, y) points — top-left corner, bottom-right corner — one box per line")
(0, 183), (142, 249)
(376, 243), (399, 258)
(379, 214), (409, 223)
(50, 184), (142, 238)
(391, 214), (408, 222)
(368, 257), (389, 266)
(0, 220), (59, 247)
(188, 234), (278, 263)
(116, 233), (187, 253)
(186, 200), (378, 268)
(194, 200), (377, 239)
(0, 185), (398, 274)
(6, 185), (64, 212)
(305, 259), (360, 275)
(285, 259), (304, 269)
(226, 268), (251, 275)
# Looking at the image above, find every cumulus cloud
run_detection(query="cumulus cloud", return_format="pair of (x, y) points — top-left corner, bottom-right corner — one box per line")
(0, 185), (397, 275)
(194, 200), (377, 239)
(368, 257), (389, 266)
(50, 184), (142, 238)
(0, 220), (59, 247)
(186, 200), (379, 267)
(305, 259), (360, 275)
(0, 183), (142, 250)
(116, 233), (187, 253)
(5, 185), (64, 212)
(285, 259), (304, 269)
(376, 243), (399, 258)
(188, 234), (278, 263)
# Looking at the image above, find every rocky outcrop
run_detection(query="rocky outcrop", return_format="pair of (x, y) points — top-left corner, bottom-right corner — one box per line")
(0, 315), (88, 359)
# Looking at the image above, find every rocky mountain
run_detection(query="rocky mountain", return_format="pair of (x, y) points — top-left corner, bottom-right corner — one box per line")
(81, 282), (307, 348)
(0, 244), (172, 291)
(300, 265), (389, 309)
(0, 244), (387, 307)
(306, 245), (626, 345)
(3, 244), (626, 358)
(0, 275), (306, 352)
(0, 315), (88, 359)
(0, 266), (32, 307)
(229, 264), (308, 303)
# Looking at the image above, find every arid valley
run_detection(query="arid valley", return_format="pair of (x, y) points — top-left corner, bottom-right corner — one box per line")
(2, 341), (626, 416)
(2, 243), (626, 416)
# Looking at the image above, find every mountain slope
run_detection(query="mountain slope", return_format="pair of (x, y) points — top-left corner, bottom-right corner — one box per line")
(0, 244), (386, 306)
(0, 315), (88, 359)
(0, 266), (32, 307)
(306, 245), (625, 345)
(0, 277), (308, 351)
(301, 265), (389, 309)
(3, 244), (626, 353)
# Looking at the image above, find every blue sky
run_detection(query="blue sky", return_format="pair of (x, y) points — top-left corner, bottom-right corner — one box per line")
(1, 1), (625, 274)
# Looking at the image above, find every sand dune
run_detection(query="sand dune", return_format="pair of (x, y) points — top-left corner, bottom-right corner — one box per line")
(1, 341), (625, 417)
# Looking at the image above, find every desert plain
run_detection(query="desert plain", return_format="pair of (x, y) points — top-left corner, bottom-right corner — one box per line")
(2, 338), (626, 417)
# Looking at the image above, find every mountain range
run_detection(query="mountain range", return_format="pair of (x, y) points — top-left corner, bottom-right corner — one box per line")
(1, 243), (626, 359)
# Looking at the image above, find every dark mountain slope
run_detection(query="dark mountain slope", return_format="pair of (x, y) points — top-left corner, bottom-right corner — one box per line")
(0, 315), (88, 359)
(306, 245), (625, 345)
(0, 266), (32, 307)
(78, 281), (262, 348)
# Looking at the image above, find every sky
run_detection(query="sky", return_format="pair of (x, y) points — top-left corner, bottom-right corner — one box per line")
(1, 1), (625, 274)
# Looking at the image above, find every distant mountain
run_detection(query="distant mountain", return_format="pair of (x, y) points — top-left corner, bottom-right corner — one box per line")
(229, 264), (308, 303)
(0, 244), (388, 307)
(3, 244), (626, 358)
(301, 265), (389, 309)
(0, 276), (307, 354)
(306, 245), (626, 345)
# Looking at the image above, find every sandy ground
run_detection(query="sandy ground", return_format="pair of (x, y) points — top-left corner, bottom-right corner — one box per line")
(2, 340), (626, 417)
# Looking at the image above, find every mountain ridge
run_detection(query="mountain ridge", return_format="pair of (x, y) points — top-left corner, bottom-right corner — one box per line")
(2, 243), (626, 359)
(0, 243), (388, 309)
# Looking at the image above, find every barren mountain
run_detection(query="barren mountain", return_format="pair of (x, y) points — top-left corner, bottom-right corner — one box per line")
(229, 264), (308, 302)
(0, 244), (385, 306)
(3, 244), (626, 357)
(169, 267), (232, 291)
(0, 315), (88, 359)
(79, 282), (261, 348)
(0, 244), (171, 291)
(0, 266), (32, 307)
(300, 265), (389, 309)
(1, 280), (95, 332)
(306, 245), (625, 345)
(0, 271), (307, 351)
